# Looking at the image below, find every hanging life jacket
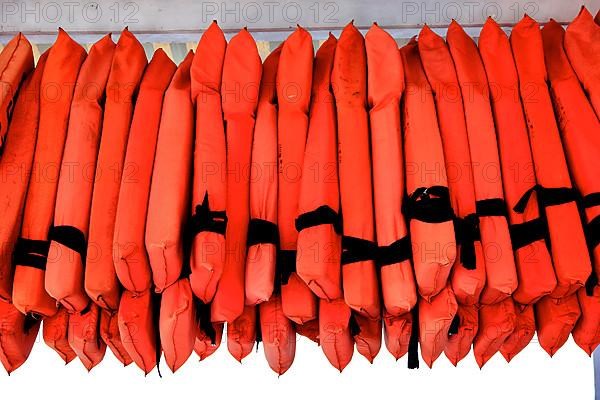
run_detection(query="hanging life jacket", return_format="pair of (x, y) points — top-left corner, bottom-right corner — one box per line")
(319, 298), (354, 371)
(0, 301), (40, 373)
(67, 303), (107, 371)
(259, 294), (296, 375)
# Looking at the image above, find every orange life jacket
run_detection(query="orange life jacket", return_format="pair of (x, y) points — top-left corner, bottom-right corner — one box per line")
(473, 297), (517, 367)
(319, 298), (354, 371)
(99, 307), (132, 366)
(383, 311), (412, 361)
(118, 289), (159, 374)
(500, 304), (535, 362)
(573, 286), (600, 355)
(564, 7), (600, 118)
(12, 30), (86, 316)
(400, 38), (456, 301)
(227, 304), (257, 361)
(478, 17), (557, 305)
(259, 294), (296, 375)
(332, 22), (380, 319)
(245, 44), (281, 305)
(45, 34), (115, 312)
(189, 22), (228, 304)
(446, 21), (517, 305)
(444, 304), (478, 366)
(68, 303), (107, 371)
(0, 301), (39, 373)
(276, 27), (317, 324)
(418, 25), (485, 307)
(0, 33), (34, 148)
(113, 49), (176, 294)
(366, 23), (416, 316)
(2, 51), (46, 309)
(535, 294), (581, 356)
(194, 307), (223, 361)
(296, 34), (343, 302)
(85, 29), (147, 311)
(211, 29), (261, 323)
(511, 15), (592, 298)
(43, 306), (76, 363)
(352, 312), (382, 363)
(295, 318), (319, 343)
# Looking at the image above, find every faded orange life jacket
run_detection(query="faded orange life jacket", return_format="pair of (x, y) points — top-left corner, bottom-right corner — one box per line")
(478, 18), (556, 305)
(189, 22), (228, 304)
(444, 304), (478, 366)
(99, 307), (132, 365)
(319, 298), (354, 371)
(43, 306), (76, 363)
(400, 38), (456, 301)
(211, 29), (261, 323)
(573, 285), (600, 355)
(332, 22), (380, 319)
(352, 312), (382, 363)
(259, 294), (296, 375)
(45, 34), (115, 312)
(12, 30), (86, 316)
(383, 311), (412, 361)
(366, 23), (416, 316)
(113, 49), (176, 294)
(473, 297), (516, 367)
(68, 303), (107, 371)
(296, 34), (343, 302)
(418, 25), (485, 307)
(227, 304), (257, 361)
(85, 29), (147, 311)
(245, 44), (281, 305)
(511, 15), (591, 298)
(500, 304), (535, 362)
(0, 301), (39, 373)
(535, 294), (581, 356)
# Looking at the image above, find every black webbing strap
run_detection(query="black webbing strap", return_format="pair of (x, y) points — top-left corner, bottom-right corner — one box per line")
(404, 186), (454, 223)
(189, 193), (228, 236)
(151, 291), (162, 378)
(583, 192), (600, 209)
(407, 305), (419, 369)
(448, 314), (460, 336)
(349, 314), (361, 336)
(276, 250), (297, 286)
(247, 219), (279, 247)
(476, 198), (507, 217)
(376, 236), (412, 268)
(48, 225), (87, 262)
(194, 297), (217, 345)
(514, 185), (577, 213)
(453, 213), (480, 270)
(341, 236), (377, 265)
(295, 205), (342, 234)
(13, 238), (50, 270)
(510, 218), (547, 250)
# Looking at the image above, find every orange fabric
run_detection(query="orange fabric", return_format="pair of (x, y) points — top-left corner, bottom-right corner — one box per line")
(99, 308), (132, 365)
(3, 52), (46, 307)
(85, 29), (147, 311)
(478, 18), (556, 305)
(473, 298), (516, 368)
(245, 44), (281, 305)
(366, 23), (416, 316)
(277, 27), (317, 323)
(145, 51), (194, 293)
(332, 23), (380, 318)
(259, 295), (296, 375)
(189, 22), (228, 303)
(400, 38), (456, 301)
(564, 7), (600, 118)
(194, 321), (223, 361)
(0, 33), (33, 147)
(535, 294), (580, 356)
(418, 285), (458, 368)
(446, 21), (517, 305)
(319, 298), (354, 371)
(444, 304), (478, 366)
(353, 313), (382, 363)
(418, 25), (485, 306)
(543, 20), (600, 284)
(296, 34), (342, 302)
(160, 277), (195, 372)
(118, 289), (158, 374)
(68, 304), (107, 371)
(45, 34), (115, 312)
(12, 30), (86, 315)
(500, 304), (535, 362)
(43, 306), (76, 363)
(295, 318), (319, 343)
(573, 286), (600, 355)
(0, 301), (40, 373)
(383, 311), (412, 361)
(211, 29), (261, 323)
(113, 50), (176, 294)
(511, 16), (591, 298)
(226, 304), (256, 361)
